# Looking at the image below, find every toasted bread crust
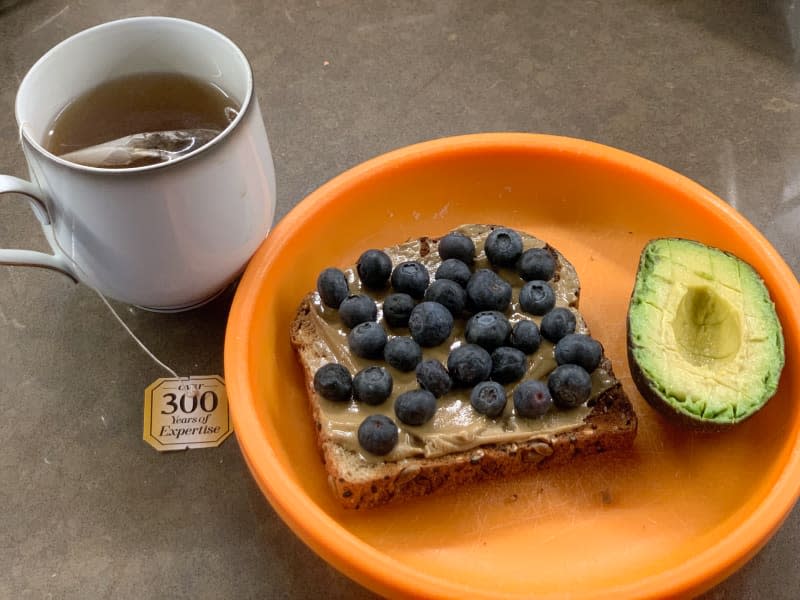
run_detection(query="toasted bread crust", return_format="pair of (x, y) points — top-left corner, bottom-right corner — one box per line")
(290, 228), (638, 509)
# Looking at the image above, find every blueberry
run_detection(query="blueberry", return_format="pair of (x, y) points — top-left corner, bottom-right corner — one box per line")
(485, 228), (523, 267)
(510, 319), (542, 354)
(513, 380), (552, 418)
(517, 247), (556, 282)
(357, 249), (392, 289)
(490, 346), (527, 384)
(313, 363), (352, 402)
(390, 261), (430, 299)
(554, 333), (603, 373)
(383, 336), (423, 372)
(347, 321), (387, 359)
(447, 344), (492, 387)
(465, 311), (511, 351)
(438, 232), (476, 264)
(548, 364), (592, 408)
(540, 307), (577, 342)
(415, 359), (452, 397)
(352, 366), (393, 405)
(424, 279), (466, 316)
(382, 293), (415, 328)
(338, 294), (378, 329)
(408, 301), (454, 347)
(394, 389), (437, 426)
(435, 258), (472, 288)
(470, 381), (507, 418)
(465, 269), (512, 312)
(316, 268), (349, 308)
(357, 414), (399, 456)
(519, 280), (556, 315)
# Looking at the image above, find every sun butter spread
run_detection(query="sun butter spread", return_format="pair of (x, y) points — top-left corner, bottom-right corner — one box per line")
(307, 225), (617, 462)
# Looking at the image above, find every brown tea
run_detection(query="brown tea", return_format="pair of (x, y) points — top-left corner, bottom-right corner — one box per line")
(44, 72), (239, 168)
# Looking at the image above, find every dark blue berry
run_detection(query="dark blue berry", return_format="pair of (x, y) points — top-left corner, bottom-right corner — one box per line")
(382, 293), (415, 328)
(316, 268), (349, 308)
(513, 380), (552, 418)
(352, 366), (393, 405)
(447, 344), (492, 387)
(408, 301), (454, 347)
(415, 359), (452, 397)
(490, 346), (527, 384)
(383, 336), (423, 372)
(465, 269), (512, 312)
(548, 364), (592, 408)
(517, 247), (556, 281)
(357, 414), (399, 455)
(390, 261), (430, 299)
(357, 249), (392, 289)
(338, 294), (378, 329)
(485, 228), (523, 267)
(540, 307), (577, 342)
(313, 363), (352, 401)
(465, 311), (511, 351)
(470, 381), (507, 418)
(554, 333), (603, 373)
(347, 321), (387, 359)
(438, 232), (476, 264)
(435, 258), (472, 288)
(394, 389), (437, 426)
(424, 279), (466, 316)
(510, 319), (542, 354)
(519, 280), (556, 315)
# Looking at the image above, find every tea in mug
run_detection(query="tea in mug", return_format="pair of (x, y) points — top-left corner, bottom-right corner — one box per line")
(44, 72), (240, 168)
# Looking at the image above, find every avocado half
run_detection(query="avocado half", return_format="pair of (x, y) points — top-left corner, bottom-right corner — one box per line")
(627, 238), (785, 428)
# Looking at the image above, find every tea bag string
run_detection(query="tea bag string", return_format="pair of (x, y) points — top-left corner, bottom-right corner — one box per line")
(17, 121), (179, 379)
(94, 290), (179, 378)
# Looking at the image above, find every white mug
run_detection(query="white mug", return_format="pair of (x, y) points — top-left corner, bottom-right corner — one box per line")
(1, 17), (276, 311)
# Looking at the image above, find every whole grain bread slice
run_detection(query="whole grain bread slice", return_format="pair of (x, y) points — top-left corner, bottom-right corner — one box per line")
(290, 225), (637, 509)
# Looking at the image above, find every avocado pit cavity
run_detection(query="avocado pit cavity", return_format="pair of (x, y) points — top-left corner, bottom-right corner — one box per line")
(673, 285), (741, 366)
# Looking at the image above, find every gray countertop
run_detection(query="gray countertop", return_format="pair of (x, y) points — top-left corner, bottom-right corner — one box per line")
(2, 1), (799, 597)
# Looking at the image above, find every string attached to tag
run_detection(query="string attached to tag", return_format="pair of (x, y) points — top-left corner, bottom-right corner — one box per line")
(93, 289), (179, 377)
(90, 289), (232, 451)
(93, 289), (232, 452)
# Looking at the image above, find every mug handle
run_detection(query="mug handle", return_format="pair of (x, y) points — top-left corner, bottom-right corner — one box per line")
(0, 174), (78, 282)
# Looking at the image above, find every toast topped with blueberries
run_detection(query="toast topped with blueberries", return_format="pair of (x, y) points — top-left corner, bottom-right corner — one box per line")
(290, 224), (637, 509)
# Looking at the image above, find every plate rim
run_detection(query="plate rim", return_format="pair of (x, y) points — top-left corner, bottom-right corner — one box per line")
(225, 132), (800, 599)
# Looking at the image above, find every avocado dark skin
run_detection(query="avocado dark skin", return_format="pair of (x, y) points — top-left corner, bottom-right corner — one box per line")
(626, 238), (784, 429)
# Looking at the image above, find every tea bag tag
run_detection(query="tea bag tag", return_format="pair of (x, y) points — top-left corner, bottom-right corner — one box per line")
(88, 288), (232, 452)
(143, 375), (232, 451)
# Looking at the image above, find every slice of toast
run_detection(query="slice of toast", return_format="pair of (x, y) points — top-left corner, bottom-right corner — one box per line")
(291, 224), (637, 509)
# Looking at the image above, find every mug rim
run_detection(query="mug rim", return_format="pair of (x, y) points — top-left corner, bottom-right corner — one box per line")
(15, 16), (255, 175)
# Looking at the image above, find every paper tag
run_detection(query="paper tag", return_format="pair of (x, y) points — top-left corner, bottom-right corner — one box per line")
(143, 375), (232, 451)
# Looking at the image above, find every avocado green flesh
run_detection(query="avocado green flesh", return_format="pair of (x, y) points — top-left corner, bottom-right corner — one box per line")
(628, 239), (784, 424)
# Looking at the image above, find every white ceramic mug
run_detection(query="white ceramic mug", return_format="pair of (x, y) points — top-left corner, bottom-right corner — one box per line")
(0, 16), (276, 311)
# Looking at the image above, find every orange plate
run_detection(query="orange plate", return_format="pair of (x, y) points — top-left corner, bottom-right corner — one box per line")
(225, 133), (800, 599)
